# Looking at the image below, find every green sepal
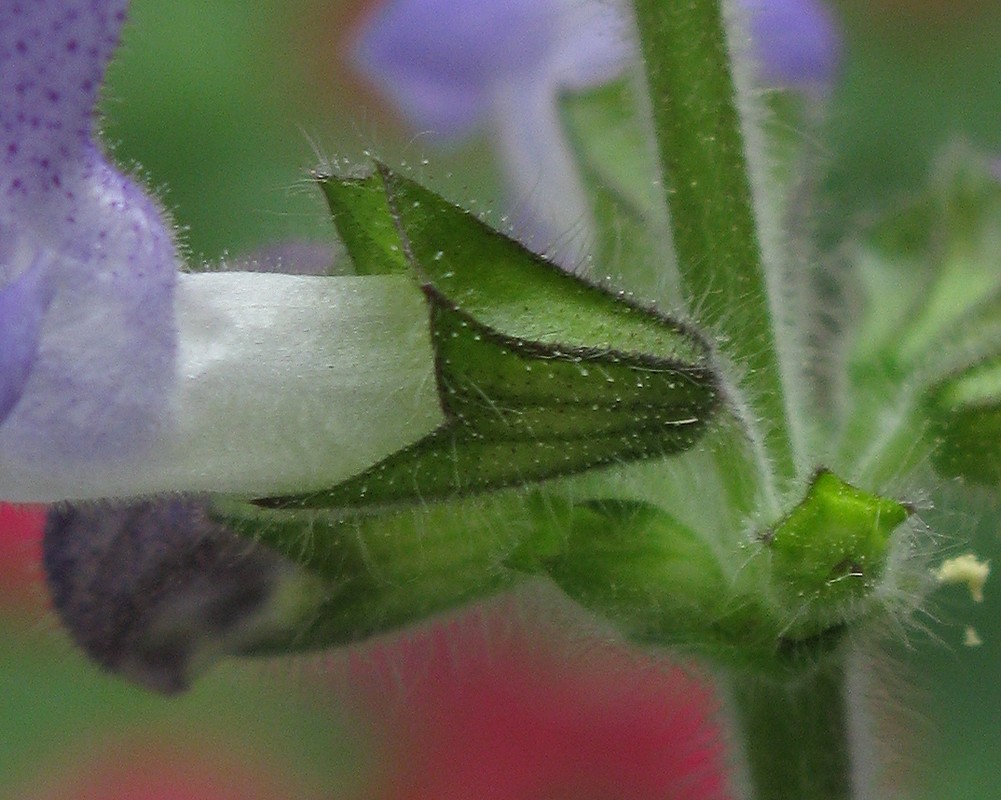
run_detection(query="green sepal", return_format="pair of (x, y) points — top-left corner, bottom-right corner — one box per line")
(377, 166), (710, 361)
(765, 469), (909, 638)
(260, 167), (720, 510)
(317, 171), (408, 275)
(530, 497), (729, 643)
(214, 494), (532, 649)
(925, 357), (1001, 484)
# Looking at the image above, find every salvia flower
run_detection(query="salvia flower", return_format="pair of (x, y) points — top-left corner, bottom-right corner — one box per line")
(0, 0), (443, 503)
(0, 0), (177, 476)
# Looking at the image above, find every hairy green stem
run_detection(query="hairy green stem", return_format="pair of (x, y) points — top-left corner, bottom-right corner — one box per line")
(730, 663), (853, 800)
(631, 0), (798, 499)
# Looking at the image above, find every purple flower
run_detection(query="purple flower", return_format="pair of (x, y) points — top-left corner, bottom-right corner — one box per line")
(0, 1), (442, 503)
(356, 0), (629, 142)
(356, 0), (632, 264)
(0, 1), (178, 472)
(744, 0), (841, 90)
(354, 0), (841, 261)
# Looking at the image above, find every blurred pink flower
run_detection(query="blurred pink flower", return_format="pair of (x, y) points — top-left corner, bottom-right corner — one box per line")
(348, 600), (732, 800)
(18, 738), (310, 800)
(0, 502), (45, 605)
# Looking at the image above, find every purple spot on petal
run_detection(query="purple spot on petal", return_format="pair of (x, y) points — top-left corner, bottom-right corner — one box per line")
(1, 0), (129, 211)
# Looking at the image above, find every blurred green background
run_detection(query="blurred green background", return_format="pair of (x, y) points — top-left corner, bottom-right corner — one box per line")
(3, 1), (1001, 797)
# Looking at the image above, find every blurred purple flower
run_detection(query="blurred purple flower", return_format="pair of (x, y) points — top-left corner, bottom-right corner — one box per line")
(356, 0), (631, 263)
(744, 0), (841, 90)
(354, 0), (840, 260)
(356, 0), (840, 137)
(355, 0), (630, 141)
(1, 0), (177, 476)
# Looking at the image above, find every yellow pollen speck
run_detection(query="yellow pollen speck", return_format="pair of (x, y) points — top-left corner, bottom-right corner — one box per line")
(936, 553), (990, 603)
(964, 627), (983, 647)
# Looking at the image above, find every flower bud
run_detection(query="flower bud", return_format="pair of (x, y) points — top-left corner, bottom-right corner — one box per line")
(43, 498), (326, 693)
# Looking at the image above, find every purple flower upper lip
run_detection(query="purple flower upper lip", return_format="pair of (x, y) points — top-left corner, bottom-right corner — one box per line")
(1, 0), (178, 469)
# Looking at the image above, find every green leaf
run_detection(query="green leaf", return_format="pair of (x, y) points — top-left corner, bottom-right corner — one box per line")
(259, 167), (720, 510)
(925, 357), (1001, 484)
(839, 148), (1001, 481)
(852, 147), (1001, 375)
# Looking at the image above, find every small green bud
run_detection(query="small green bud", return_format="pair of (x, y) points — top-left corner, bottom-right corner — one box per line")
(532, 470), (911, 674)
(765, 469), (910, 639)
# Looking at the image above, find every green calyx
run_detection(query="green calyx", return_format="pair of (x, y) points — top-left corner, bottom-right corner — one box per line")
(531, 470), (909, 674)
(259, 166), (720, 511)
(214, 494), (533, 650)
(762, 469), (910, 640)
